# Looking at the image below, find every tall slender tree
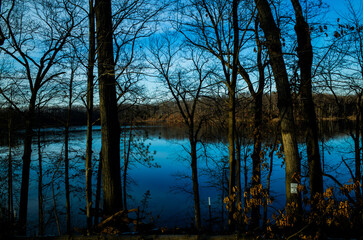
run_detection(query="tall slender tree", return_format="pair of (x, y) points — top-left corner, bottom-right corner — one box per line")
(290, 0), (323, 199)
(253, 0), (301, 215)
(7, 107), (14, 226)
(86, 0), (95, 232)
(95, 0), (123, 216)
(148, 36), (211, 230)
(63, 58), (79, 234)
(177, 0), (252, 227)
(242, 16), (267, 229)
(228, 0), (238, 229)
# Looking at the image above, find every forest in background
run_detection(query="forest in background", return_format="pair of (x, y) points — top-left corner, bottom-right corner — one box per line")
(1, 0), (363, 238)
(0, 92), (359, 129)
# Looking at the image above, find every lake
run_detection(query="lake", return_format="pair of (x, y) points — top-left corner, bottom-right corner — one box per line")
(0, 122), (356, 236)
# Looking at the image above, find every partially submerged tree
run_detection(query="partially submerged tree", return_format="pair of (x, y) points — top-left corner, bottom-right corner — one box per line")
(290, 0), (323, 202)
(318, 0), (363, 203)
(253, 0), (301, 216)
(176, 0), (254, 227)
(240, 15), (268, 229)
(0, 0), (79, 233)
(86, 0), (95, 232)
(59, 53), (83, 234)
(148, 34), (212, 230)
(95, 0), (123, 215)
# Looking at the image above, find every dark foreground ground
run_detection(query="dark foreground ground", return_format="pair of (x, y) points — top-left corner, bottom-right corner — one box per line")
(8, 235), (253, 240)
(8, 234), (363, 240)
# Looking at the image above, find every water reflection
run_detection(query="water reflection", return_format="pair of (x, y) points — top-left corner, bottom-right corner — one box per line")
(0, 121), (357, 235)
(0, 120), (354, 147)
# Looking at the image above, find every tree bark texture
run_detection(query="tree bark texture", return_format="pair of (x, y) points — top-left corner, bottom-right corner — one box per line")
(86, 0), (95, 232)
(95, 0), (123, 216)
(250, 77), (263, 230)
(254, 0), (301, 212)
(94, 152), (102, 225)
(290, 0), (323, 197)
(250, 17), (265, 229)
(227, 0), (239, 229)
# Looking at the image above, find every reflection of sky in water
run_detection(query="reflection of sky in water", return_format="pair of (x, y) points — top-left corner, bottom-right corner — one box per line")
(0, 126), (356, 235)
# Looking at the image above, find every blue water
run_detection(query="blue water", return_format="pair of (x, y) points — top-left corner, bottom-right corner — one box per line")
(0, 125), (356, 235)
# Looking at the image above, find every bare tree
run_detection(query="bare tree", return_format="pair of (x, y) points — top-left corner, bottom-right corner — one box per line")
(59, 53), (83, 234)
(340, 0), (363, 202)
(318, 0), (363, 202)
(290, 0), (323, 203)
(86, 0), (95, 233)
(95, 0), (123, 216)
(148, 34), (212, 230)
(243, 15), (268, 230)
(253, 0), (301, 216)
(112, 0), (166, 111)
(176, 0), (256, 227)
(0, 0), (80, 233)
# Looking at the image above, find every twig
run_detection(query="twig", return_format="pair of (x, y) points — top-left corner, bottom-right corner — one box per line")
(286, 224), (310, 240)
(323, 173), (355, 204)
(341, 157), (355, 181)
(96, 208), (138, 230)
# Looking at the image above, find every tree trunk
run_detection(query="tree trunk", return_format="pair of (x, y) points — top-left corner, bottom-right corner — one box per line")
(235, 138), (241, 217)
(250, 88), (263, 229)
(360, 100), (363, 197)
(64, 69), (74, 234)
(190, 133), (201, 231)
(227, 0), (239, 229)
(254, 0), (301, 215)
(18, 96), (36, 235)
(8, 111), (14, 225)
(86, 0), (95, 233)
(94, 152), (102, 226)
(290, 0), (323, 198)
(244, 152), (248, 208)
(227, 89), (236, 228)
(37, 109), (44, 236)
(51, 159), (62, 236)
(250, 17), (265, 229)
(64, 113), (71, 235)
(122, 125), (132, 210)
(95, 0), (123, 216)
(264, 139), (276, 227)
(354, 98), (362, 200)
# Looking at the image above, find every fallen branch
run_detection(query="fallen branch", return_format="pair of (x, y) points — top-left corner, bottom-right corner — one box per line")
(286, 224), (310, 240)
(96, 208), (138, 230)
(323, 173), (355, 204)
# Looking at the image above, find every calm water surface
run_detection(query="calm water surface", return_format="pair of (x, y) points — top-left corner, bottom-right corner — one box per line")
(0, 123), (356, 235)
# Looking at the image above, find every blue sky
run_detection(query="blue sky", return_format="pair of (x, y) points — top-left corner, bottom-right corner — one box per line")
(324, 0), (362, 21)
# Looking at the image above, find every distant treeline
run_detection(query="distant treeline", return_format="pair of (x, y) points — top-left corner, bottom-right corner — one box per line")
(134, 92), (359, 123)
(0, 106), (99, 132)
(0, 93), (358, 131)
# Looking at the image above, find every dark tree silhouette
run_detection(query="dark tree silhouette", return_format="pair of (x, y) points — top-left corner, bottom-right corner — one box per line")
(95, 0), (123, 216)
